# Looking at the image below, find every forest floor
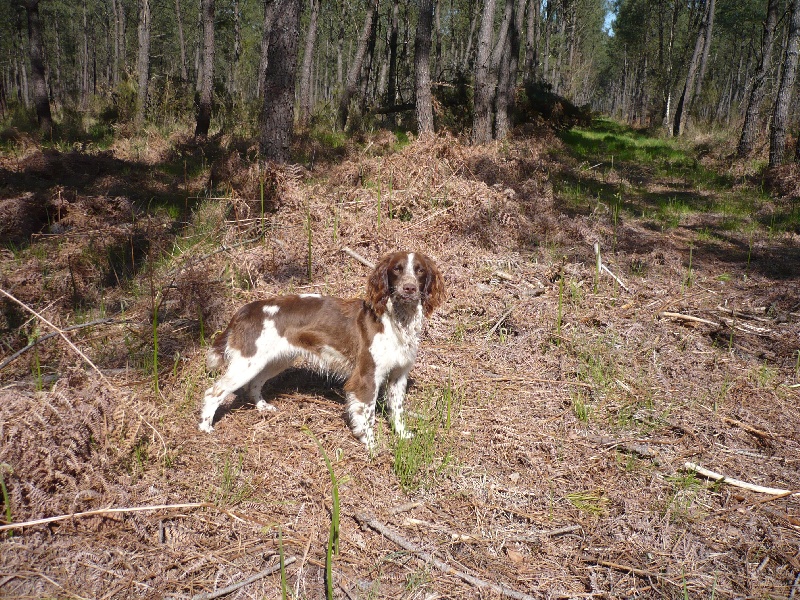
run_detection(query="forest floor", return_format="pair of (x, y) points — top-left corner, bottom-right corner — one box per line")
(1, 118), (799, 599)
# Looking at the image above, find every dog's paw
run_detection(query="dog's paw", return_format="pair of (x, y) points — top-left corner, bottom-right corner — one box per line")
(256, 399), (277, 412)
(198, 420), (215, 433)
(396, 428), (414, 440)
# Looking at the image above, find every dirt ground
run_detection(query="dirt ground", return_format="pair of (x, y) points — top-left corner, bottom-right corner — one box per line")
(1, 126), (799, 599)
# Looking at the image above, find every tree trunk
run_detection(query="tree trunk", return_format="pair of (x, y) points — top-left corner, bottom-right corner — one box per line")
(22, 0), (52, 135)
(195, 0), (214, 137)
(135, 0), (151, 129)
(415, 0), (435, 134)
(257, 0), (276, 99)
(769, 0), (800, 167)
(672, 0), (714, 136)
(472, 0), (497, 144)
(230, 0), (240, 94)
(259, 0), (301, 162)
(386, 0), (399, 106)
(692, 0), (715, 103)
(299, 0), (320, 125)
(81, 0), (90, 108)
(738, 0), (779, 157)
(495, 0), (523, 139)
(175, 0), (189, 81)
(337, 0), (380, 130)
(524, 0), (539, 84)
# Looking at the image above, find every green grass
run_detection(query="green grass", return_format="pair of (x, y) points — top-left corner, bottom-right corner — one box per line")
(392, 380), (460, 491)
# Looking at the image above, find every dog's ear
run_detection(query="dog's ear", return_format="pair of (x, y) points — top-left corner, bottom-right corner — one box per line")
(420, 255), (445, 317)
(366, 254), (391, 316)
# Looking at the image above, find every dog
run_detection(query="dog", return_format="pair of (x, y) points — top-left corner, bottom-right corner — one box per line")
(199, 251), (445, 450)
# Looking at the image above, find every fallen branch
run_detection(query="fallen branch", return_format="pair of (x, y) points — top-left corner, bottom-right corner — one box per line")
(0, 317), (124, 371)
(683, 462), (799, 496)
(722, 416), (774, 441)
(190, 557), (296, 600)
(582, 555), (659, 579)
(341, 247), (375, 270)
(0, 288), (111, 386)
(0, 502), (214, 532)
(355, 511), (536, 600)
(659, 311), (719, 327)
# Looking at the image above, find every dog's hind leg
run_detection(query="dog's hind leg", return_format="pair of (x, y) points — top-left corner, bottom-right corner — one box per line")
(199, 354), (266, 433)
(248, 359), (292, 412)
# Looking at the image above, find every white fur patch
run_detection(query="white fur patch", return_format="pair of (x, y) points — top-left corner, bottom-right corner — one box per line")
(263, 305), (279, 316)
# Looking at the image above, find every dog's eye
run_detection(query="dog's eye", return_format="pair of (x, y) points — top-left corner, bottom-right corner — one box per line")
(393, 264), (403, 272)
(415, 266), (424, 275)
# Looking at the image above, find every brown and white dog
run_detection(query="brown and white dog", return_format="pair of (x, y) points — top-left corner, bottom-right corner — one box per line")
(199, 251), (445, 450)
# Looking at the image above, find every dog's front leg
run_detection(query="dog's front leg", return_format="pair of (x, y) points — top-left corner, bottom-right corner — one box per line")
(344, 374), (378, 451)
(385, 372), (412, 439)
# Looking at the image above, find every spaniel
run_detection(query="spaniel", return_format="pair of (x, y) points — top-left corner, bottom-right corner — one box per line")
(199, 251), (445, 450)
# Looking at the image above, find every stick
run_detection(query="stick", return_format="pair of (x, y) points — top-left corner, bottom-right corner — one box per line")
(0, 288), (111, 385)
(600, 264), (630, 292)
(722, 416), (774, 440)
(0, 318), (123, 370)
(355, 511), (536, 600)
(0, 502), (214, 532)
(659, 312), (719, 327)
(341, 247), (375, 270)
(683, 462), (800, 496)
(190, 557), (296, 600)
(486, 306), (515, 339)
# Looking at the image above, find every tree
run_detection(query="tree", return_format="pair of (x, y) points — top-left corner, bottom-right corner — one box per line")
(135, 0), (151, 129)
(769, 0), (800, 167)
(21, 0), (52, 135)
(258, 0), (277, 99)
(472, 0), (498, 144)
(738, 0), (780, 157)
(673, 0), (716, 136)
(299, 0), (320, 125)
(195, 0), (214, 138)
(414, 0), (435, 134)
(338, 0), (380, 130)
(259, 0), (301, 162)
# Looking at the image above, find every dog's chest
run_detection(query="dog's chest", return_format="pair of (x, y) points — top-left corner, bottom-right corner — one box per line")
(369, 310), (422, 375)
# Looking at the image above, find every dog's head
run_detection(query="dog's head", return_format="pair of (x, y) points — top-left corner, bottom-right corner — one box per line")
(367, 251), (445, 317)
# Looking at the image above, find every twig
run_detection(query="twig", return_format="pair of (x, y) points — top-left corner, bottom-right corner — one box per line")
(341, 247), (375, 270)
(684, 462), (799, 496)
(486, 306), (515, 339)
(190, 557), (296, 600)
(0, 502), (214, 532)
(0, 318), (124, 370)
(388, 501), (424, 515)
(722, 416), (774, 440)
(355, 511), (536, 600)
(0, 288), (111, 386)
(659, 311), (720, 327)
(600, 264), (630, 292)
(582, 555), (659, 579)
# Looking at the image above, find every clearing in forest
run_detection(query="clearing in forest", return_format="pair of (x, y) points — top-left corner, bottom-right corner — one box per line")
(1, 121), (799, 599)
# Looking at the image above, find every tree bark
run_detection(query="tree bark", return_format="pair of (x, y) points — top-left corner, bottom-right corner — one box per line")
(769, 0), (800, 167)
(175, 0), (189, 82)
(415, 0), (435, 134)
(386, 0), (399, 106)
(135, 0), (151, 128)
(472, 0), (497, 144)
(524, 0), (539, 85)
(81, 0), (90, 108)
(195, 0), (214, 137)
(672, 0), (714, 136)
(337, 0), (380, 130)
(495, 0), (523, 140)
(299, 0), (320, 124)
(257, 0), (276, 99)
(259, 0), (301, 162)
(22, 0), (52, 135)
(738, 0), (779, 157)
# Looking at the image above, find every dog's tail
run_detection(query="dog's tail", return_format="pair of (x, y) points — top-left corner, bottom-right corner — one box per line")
(206, 329), (229, 371)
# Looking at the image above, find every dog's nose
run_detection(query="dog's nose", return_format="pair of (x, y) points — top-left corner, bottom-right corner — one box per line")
(403, 283), (418, 295)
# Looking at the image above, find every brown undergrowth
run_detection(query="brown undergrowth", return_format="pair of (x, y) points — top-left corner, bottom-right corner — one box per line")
(1, 124), (799, 599)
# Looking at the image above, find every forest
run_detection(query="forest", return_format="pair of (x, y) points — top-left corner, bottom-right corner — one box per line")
(1, 0), (800, 599)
